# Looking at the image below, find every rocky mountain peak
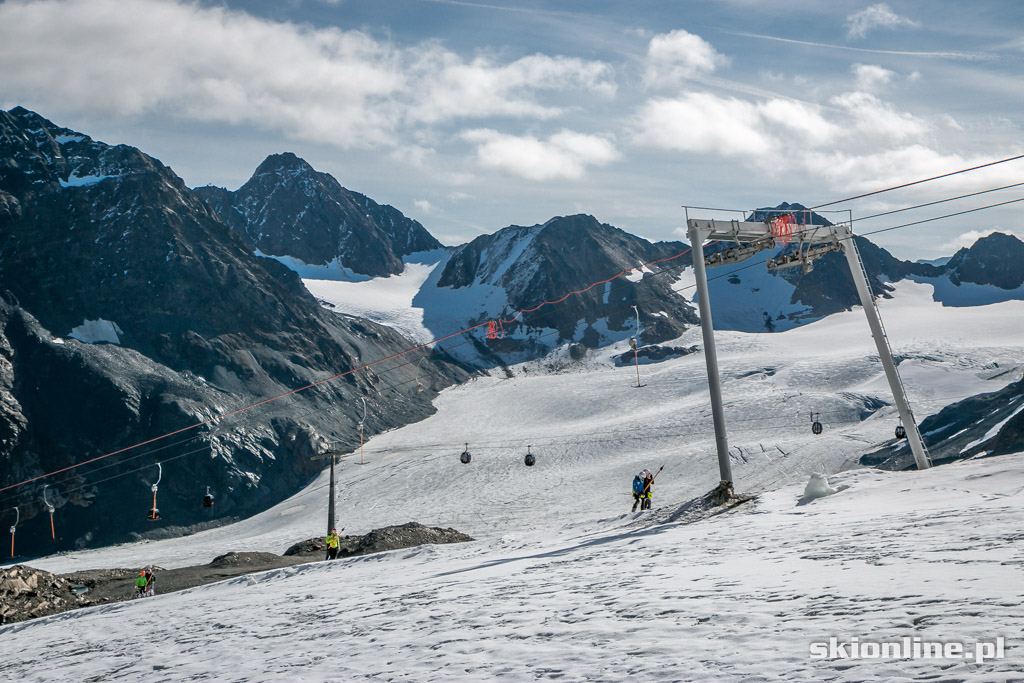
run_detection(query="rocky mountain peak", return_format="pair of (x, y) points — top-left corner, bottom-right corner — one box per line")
(945, 231), (1024, 290)
(195, 154), (442, 277)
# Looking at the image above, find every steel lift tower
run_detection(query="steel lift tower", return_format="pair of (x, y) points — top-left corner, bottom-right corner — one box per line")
(686, 210), (932, 490)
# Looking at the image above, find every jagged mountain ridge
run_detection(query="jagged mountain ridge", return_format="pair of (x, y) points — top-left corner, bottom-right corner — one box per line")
(0, 107), (462, 556)
(434, 214), (699, 355)
(195, 153), (442, 278)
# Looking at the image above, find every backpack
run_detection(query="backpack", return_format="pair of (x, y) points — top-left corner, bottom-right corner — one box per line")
(632, 475), (644, 495)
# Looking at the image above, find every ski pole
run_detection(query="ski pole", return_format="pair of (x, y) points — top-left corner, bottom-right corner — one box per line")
(643, 465), (665, 495)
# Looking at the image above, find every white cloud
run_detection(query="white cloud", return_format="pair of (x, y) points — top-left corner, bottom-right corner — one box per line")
(632, 93), (772, 157)
(461, 128), (619, 181)
(413, 199), (436, 213)
(0, 0), (613, 148)
(830, 91), (929, 141)
(846, 3), (919, 40)
(632, 92), (837, 157)
(408, 50), (615, 124)
(852, 63), (896, 91)
(940, 227), (1023, 252)
(644, 29), (727, 88)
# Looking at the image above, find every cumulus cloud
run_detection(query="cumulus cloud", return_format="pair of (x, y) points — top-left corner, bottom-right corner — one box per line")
(409, 50), (615, 124)
(644, 29), (727, 88)
(0, 0), (613, 148)
(461, 128), (618, 181)
(940, 227), (1023, 252)
(413, 199), (436, 213)
(846, 3), (919, 40)
(852, 63), (896, 91)
(831, 91), (929, 141)
(631, 93), (837, 157)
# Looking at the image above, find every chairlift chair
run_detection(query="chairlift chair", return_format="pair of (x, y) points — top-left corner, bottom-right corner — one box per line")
(43, 485), (56, 540)
(8, 506), (18, 557)
(146, 463), (162, 521)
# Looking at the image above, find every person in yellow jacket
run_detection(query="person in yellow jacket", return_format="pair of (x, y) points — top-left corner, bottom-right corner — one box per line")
(325, 528), (340, 560)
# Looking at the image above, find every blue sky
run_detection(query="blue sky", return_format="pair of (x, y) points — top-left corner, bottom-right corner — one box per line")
(1, 0), (1022, 258)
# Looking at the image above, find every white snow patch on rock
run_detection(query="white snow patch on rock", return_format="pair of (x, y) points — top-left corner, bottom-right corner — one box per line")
(69, 319), (123, 345)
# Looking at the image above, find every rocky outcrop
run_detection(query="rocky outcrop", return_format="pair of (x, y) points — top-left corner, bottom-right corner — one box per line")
(285, 522), (474, 558)
(861, 373), (1024, 470)
(195, 153), (442, 278)
(0, 565), (85, 624)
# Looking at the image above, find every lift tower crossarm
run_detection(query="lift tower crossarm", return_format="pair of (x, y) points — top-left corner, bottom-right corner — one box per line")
(685, 214), (931, 484)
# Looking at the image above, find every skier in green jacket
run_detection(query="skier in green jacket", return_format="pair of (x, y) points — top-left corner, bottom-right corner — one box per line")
(134, 571), (148, 598)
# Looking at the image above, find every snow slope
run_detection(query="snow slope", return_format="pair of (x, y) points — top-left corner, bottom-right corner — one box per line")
(3, 456), (1022, 680)
(3, 280), (1024, 680)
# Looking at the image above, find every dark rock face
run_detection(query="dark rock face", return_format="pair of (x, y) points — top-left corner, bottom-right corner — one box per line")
(435, 214), (699, 352)
(0, 108), (463, 557)
(861, 373), (1024, 470)
(942, 232), (1024, 290)
(194, 152), (442, 278)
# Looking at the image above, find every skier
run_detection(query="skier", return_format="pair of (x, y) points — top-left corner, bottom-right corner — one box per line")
(134, 571), (148, 598)
(640, 469), (655, 510)
(632, 469), (652, 512)
(144, 567), (156, 597)
(325, 528), (340, 560)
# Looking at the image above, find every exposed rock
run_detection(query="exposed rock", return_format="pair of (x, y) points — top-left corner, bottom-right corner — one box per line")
(861, 375), (1024, 470)
(195, 152), (441, 278)
(285, 522), (474, 558)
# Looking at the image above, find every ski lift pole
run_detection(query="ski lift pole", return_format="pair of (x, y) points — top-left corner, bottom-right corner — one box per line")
(358, 397), (367, 466)
(836, 220), (931, 469)
(327, 451), (337, 540)
(687, 219), (734, 487)
(631, 305), (643, 388)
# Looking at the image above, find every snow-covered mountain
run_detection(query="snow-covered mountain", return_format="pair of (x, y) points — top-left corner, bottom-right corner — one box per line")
(0, 108), (460, 556)
(195, 152), (442, 278)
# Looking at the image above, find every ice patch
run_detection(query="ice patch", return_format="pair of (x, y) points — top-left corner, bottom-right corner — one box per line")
(69, 319), (123, 345)
(59, 173), (118, 188)
(54, 134), (86, 144)
(909, 274), (1024, 307)
(254, 250), (371, 282)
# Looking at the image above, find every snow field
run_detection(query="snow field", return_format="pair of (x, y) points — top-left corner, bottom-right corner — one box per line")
(4, 456), (1023, 681)
(5, 279), (1024, 680)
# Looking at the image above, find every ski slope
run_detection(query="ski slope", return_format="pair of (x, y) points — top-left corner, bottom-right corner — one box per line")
(4, 280), (1024, 680)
